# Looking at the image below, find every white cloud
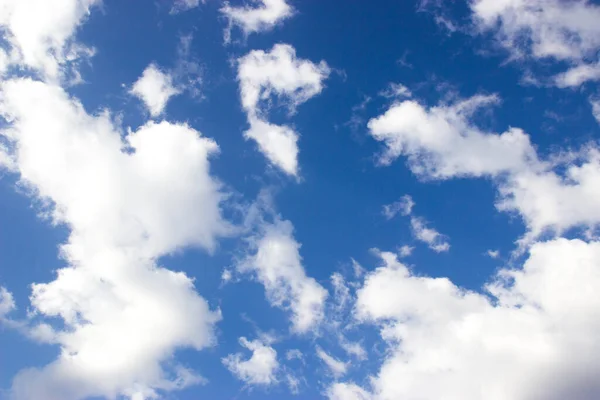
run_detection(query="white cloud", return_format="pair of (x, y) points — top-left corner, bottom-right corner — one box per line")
(470, 0), (600, 87)
(171, 0), (201, 13)
(591, 99), (600, 125)
(344, 239), (600, 400)
(487, 249), (500, 259)
(130, 64), (181, 117)
(497, 149), (600, 240)
(382, 195), (449, 252)
(0, 286), (15, 318)
(379, 83), (412, 99)
(554, 62), (600, 88)
(238, 217), (328, 333)
(221, 0), (293, 42)
(382, 195), (414, 219)
(368, 94), (536, 176)
(285, 349), (303, 361)
(471, 0), (600, 62)
(368, 92), (600, 240)
(316, 346), (348, 378)
(327, 382), (372, 400)
(244, 116), (299, 176)
(0, 0), (100, 80)
(331, 272), (351, 314)
(237, 44), (330, 115)
(339, 338), (367, 361)
(237, 44), (330, 176)
(0, 78), (229, 399)
(397, 245), (414, 258)
(223, 337), (279, 386)
(410, 217), (450, 253)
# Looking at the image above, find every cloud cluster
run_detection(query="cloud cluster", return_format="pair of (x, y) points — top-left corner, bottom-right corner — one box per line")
(330, 239), (600, 400)
(470, 0), (600, 88)
(0, 0), (100, 80)
(237, 44), (330, 176)
(369, 92), (600, 241)
(0, 77), (229, 399)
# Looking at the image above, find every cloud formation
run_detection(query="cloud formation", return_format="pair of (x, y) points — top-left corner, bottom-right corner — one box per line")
(0, 78), (229, 399)
(221, 0), (293, 43)
(0, 0), (100, 80)
(223, 337), (279, 386)
(330, 239), (600, 400)
(470, 0), (600, 88)
(237, 216), (328, 333)
(237, 44), (330, 176)
(130, 64), (181, 117)
(369, 91), (600, 241)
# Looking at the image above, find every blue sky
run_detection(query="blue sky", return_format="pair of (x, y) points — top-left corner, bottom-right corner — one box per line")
(1, 0), (600, 399)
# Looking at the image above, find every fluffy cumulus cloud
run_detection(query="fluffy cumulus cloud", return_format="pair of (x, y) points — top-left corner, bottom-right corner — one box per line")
(470, 0), (600, 87)
(0, 78), (229, 399)
(368, 94), (536, 176)
(329, 240), (600, 400)
(237, 44), (330, 176)
(237, 217), (328, 333)
(223, 337), (279, 386)
(368, 91), (600, 240)
(0, 0), (100, 80)
(130, 64), (181, 117)
(221, 0), (293, 42)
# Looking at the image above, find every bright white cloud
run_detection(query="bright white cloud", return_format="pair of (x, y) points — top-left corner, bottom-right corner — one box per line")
(0, 78), (229, 399)
(497, 149), (600, 240)
(342, 240), (600, 400)
(369, 92), (600, 240)
(410, 216), (450, 253)
(237, 44), (330, 176)
(221, 0), (293, 42)
(238, 217), (328, 333)
(382, 195), (414, 219)
(0, 286), (15, 318)
(316, 346), (348, 378)
(244, 116), (299, 176)
(130, 64), (181, 117)
(368, 94), (537, 176)
(0, 0), (100, 80)
(223, 337), (279, 386)
(327, 382), (372, 400)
